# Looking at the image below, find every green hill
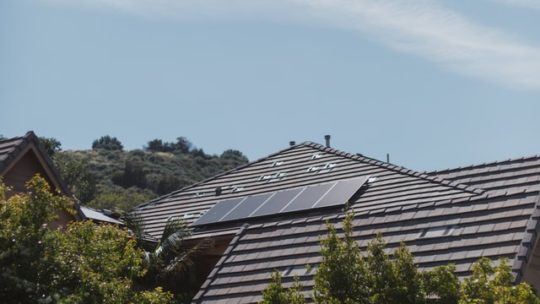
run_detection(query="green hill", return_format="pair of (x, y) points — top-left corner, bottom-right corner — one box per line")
(45, 136), (248, 213)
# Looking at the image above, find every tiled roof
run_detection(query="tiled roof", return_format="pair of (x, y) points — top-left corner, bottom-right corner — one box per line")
(0, 135), (28, 174)
(133, 142), (480, 240)
(429, 155), (540, 192)
(194, 187), (540, 303)
(132, 144), (540, 304)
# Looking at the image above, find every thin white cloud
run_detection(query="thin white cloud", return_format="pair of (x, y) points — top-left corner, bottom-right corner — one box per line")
(44, 0), (540, 90)
(493, 0), (540, 10)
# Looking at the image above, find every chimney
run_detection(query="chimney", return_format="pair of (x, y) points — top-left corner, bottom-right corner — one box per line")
(324, 135), (331, 148)
(289, 141), (296, 147)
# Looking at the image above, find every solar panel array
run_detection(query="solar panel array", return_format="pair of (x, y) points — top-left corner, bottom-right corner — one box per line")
(192, 176), (369, 226)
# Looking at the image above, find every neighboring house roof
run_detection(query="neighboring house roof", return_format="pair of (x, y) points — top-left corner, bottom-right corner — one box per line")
(80, 206), (124, 225)
(0, 131), (70, 194)
(132, 143), (540, 304)
(0, 131), (84, 220)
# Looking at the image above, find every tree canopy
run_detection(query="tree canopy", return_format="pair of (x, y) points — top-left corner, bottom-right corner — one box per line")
(0, 175), (172, 303)
(92, 135), (124, 151)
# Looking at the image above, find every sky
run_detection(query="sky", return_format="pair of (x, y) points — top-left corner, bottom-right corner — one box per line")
(1, 0), (540, 171)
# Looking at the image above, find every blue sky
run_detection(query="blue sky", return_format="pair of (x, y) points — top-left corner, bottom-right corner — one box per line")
(1, 0), (540, 171)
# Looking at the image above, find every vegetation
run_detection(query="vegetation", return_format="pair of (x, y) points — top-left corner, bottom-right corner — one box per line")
(38, 136), (248, 212)
(260, 272), (305, 304)
(261, 213), (540, 304)
(0, 176), (173, 303)
(126, 215), (214, 303)
(92, 135), (124, 151)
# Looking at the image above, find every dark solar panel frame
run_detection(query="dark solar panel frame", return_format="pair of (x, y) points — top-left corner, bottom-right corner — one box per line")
(192, 176), (369, 226)
(314, 176), (369, 208)
(250, 188), (303, 218)
(281, 182), (336, 213)
(192, 197), (245, 226)
(220, 192), (274, 222)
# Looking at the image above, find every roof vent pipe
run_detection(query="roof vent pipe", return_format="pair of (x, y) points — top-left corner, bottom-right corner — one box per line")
(324, 135), (331, 148)
(289, 141), (296, 147)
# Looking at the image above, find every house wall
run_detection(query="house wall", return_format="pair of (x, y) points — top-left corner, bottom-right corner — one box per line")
(3, 150), (55, 195)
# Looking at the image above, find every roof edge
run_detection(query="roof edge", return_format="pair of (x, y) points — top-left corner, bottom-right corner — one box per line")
(192, 223), (249, 303)
(304, 142), (484, 195)
(427, 154), (540, 175)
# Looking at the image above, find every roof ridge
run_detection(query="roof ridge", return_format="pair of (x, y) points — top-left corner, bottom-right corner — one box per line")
(304, 142), (484, 195)
(133, 142), (307, 209)
(427, 154), (540, 175)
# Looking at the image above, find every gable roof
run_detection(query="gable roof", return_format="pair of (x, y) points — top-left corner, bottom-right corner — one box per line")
(0, 132), (84, 220)
(0, 131), (70, 195)
(428, 155), (540, 192)
(133, 142), (480, 240)
(133, 144), (540, 304)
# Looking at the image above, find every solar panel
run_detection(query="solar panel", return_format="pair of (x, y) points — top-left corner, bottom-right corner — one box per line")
(221, 192), (273, 222)
(281, 182), (335, 213)
(251, 188), (303, 217)
(314, 176), (369, 208)
(192, 176), (369, 227)
(192, 197), (245, 226)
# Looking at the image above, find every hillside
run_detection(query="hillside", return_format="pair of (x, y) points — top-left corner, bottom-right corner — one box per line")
(47, 136), (249, 213)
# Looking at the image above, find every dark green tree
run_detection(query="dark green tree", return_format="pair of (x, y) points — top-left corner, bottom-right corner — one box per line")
(92, 135), (123, 151)
(314, 213), (369, 304)
(260, 271), (305, 304)
(173, 137), (192, 154)
(55, 157), (98, 203)
(38, 137), (62, 158)
(112, 158), (147, 189)
(220, 149), (248, 162)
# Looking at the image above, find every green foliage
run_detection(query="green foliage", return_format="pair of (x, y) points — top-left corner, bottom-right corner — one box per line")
(423, 264), (460, 304)
(87, 187), (154, 213)
(145, 137), (192, 154)
(39, 137), (62, 158)
(0, 176), (73, 302)
(305, 213), (540, 304)
(92, 135), (124, 151)
(365, 237), (424, 304)
(314, 213), (369, 304)
(57, 136), (249, 212)
(126, 215), (214, 302)
(112, 158), (148, 189)
(55, 156), (98, 203)
(460, 258), (540, 304)
(0, 176), (172, 304)
(260, 271), (305, 304)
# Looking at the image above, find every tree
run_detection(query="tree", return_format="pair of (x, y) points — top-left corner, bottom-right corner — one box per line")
(0, 175), (172, 303)
(39, 137), (62, 158)
(112, 158), (147, 189)
(87, 187), (154, 213)
(55, 156), (98, 203)
(126, 215), (213, 303)
(220, 149), (248, 163)
(260, 271), (305, 304)
(92, 135), (123, 151)
(314, 213), (369, 304)
(423, 264), (460, 304)
(146, 139), (167, 152)
(460, 258), (540, 304)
